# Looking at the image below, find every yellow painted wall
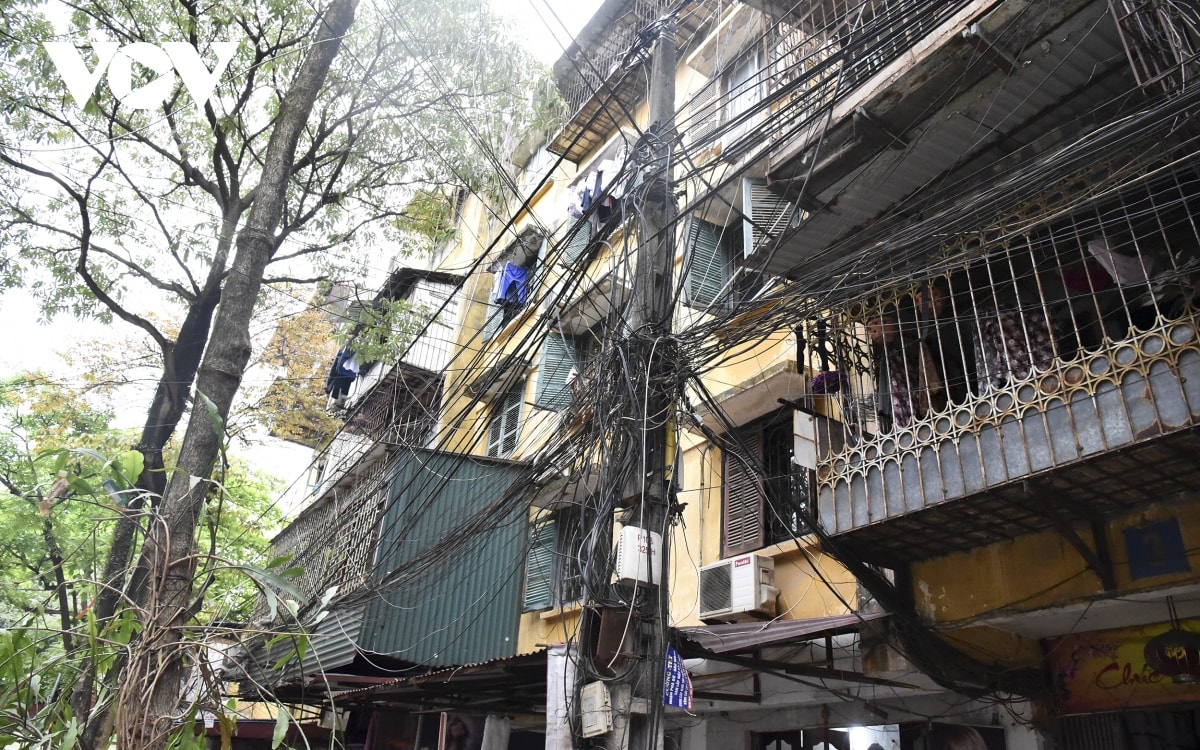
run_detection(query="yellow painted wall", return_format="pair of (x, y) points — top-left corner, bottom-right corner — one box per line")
(913, 497), (1200, 624)
(518, 607), (584, 654)
(464, 17), (865, 653)
(937, 625), (1043, 670)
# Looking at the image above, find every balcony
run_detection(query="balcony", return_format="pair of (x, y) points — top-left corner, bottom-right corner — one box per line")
(272, 457), (392, 602)
(312, 372), (442, 500)
(817, 318), (1200, 564)
(754, 0), (1130, 277)
(549, 265), (633, 335)
(806, 163), (1200, 565)
(548, 0), (711, 163)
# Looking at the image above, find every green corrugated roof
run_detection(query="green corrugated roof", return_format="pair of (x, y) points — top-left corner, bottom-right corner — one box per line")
(362, 449), (528, 667)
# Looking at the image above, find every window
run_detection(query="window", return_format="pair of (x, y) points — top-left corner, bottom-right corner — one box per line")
(754, 729), (849, 750)
(522, 520), (556, 611)
(686, 48), (763, 148)
(487, 380), (524, 458)
(722, 408), (808, 556)
(685, 217), (736, 308)
(725, 49), (762, 126)
(561, 221), (594, 266)
(741, 177), (795, 260)
(534, 332), (585, 410)
(522, 510), (584, 611)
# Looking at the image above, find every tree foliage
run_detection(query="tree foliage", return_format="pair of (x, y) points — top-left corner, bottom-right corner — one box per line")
(250, 301), (343, 447)
(0, 373), (285, 746)
(2, 0), (555, 745)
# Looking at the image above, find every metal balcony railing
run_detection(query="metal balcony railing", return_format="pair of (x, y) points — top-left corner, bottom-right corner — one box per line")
(264, 457), (393, 612)
(759, 2), (968, 141)
(557, 0), (676, 120)
(804, 161), (1200, 562)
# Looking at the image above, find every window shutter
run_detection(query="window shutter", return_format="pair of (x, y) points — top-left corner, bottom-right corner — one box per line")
(723, 427), (765, 556)
(523, 519), (557, 611)
(535, 333), (581, 410)
(561, 222), (594, 265)
(686, 217), (730, 307)
(482, 301), (503, 341)
(553, 509), (584, 606)
(686, 76), (721, 148)
(487, 381), (523, 457)
(742, 177), (795, 260)
(726, 52), (762, 122)
(482, 271), (505, 341)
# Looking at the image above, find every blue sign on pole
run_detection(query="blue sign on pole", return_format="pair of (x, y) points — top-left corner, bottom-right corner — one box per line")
(662, 646), (692, 710)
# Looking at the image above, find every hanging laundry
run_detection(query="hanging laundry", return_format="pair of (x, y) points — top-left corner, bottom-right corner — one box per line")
(494, 262), (529, 305)
(566, 184), (585, 219)
(1087, 237), (1153, 285)
(976, 306), (1057, 389)
(324, 346), (357, 398)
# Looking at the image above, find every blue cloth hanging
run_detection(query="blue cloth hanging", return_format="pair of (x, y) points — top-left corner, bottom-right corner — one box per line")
(495, 263), (529, 305)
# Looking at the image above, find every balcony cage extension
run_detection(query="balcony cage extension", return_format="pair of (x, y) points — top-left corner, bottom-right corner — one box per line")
(804, 157), (1200, 557)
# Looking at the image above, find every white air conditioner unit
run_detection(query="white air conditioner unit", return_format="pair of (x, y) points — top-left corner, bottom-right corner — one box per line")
(698, 553), (778, 623)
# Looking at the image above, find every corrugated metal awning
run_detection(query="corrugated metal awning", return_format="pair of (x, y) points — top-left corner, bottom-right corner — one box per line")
(332, 649), (549, 713)
(675, 610), (887, 654)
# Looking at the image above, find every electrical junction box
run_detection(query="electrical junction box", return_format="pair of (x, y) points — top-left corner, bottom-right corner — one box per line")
(579, 681), (613, 737)
(614, 526), (662, 586)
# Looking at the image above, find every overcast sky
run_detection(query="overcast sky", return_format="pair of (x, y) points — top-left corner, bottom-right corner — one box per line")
(505, 0), (602, 64)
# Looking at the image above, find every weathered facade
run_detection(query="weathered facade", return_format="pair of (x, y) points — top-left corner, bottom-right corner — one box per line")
(233, 1), (1200, 748)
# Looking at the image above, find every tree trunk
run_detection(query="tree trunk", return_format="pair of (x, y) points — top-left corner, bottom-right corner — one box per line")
(71, 222), (233, 745)
(114, 0), (360, 746)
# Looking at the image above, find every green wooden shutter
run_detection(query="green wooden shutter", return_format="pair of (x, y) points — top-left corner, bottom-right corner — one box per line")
(487, 381), (524, 457)
(523, 519), (557, 611)
(742, 177), (795, 260)
(482, 271), (504, 341)
(561, 222), (594, 265)
(686, 217), (729, 307)
(535, 333), (581, 410)
(723, 427), (765, 556)
(482, 301), (503, 341)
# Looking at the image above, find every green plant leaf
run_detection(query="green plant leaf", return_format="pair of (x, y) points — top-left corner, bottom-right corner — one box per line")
(113, 450), (144, 487)
(271, 705), (289, 749)
(196, 391), (224, 439)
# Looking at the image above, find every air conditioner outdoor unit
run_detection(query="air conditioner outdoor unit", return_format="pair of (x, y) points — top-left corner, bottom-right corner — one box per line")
(698, 553), (778, 623)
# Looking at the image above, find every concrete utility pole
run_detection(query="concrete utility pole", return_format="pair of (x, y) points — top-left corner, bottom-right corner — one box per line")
(607, 13), (676, 750)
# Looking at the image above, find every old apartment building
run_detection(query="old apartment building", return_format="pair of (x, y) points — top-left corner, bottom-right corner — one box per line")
(229, 2), (1200, 748)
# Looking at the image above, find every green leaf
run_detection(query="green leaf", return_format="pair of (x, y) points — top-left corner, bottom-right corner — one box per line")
(67, 475), (95, 496)
(271, 706), (289, 749)
(113, 450), (144, 487)
(265, 554), (294, 569)
(196, 391), (225, 440)
(235, 564), (307, 602)
(60, 717), (79, 749)
(270, 645), (297, 673)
